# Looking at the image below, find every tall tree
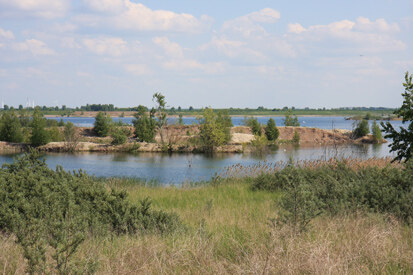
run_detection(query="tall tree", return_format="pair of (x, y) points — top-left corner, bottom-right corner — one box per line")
(30, 108), (49, 147)
(382, 72), (413, 162)
(153, 93), (167, 144)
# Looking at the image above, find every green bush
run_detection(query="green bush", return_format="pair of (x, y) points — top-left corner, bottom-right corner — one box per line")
(47, 126), (62, 142)
(93, 111), (112, 137)
(198, 108), (232, 151)
(371, 120), (382, 143)
(283, 109), (300, 126)
(133, 109), (156, 142)
(0, 111), (24, 143)
(245, 117), (262, 136)
(265, 118), (279, 141)
(0, 151), (181, 273)
(30, 109), (49, 147)
(292, 130), (300, 144)
(111, 127), (129, 145)
(352, 119), (369, 138)
(252, 162), (413, 230)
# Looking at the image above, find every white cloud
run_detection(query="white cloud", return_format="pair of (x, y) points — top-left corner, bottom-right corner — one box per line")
(222, 8), (280, 37)
(153, 37), (184, 58)
(288, 23), (306, 34)
(81, 1), (206, 32)
(288, 18), (405, 53)
(0, 27), (14, 40)
(0, 0), (69, 18)
(125, 64), (151, 76)
(82, 37), (128, 56)
(13, 39), (55, 55)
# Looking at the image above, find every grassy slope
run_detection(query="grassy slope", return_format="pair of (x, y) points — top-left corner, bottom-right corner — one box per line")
(1, 178), (412, 274)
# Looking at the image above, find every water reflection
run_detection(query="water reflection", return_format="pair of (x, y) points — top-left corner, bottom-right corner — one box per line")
(0, 143), (395, 184)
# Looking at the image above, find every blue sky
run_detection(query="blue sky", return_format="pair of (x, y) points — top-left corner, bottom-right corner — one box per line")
(0, 0), (413, 109)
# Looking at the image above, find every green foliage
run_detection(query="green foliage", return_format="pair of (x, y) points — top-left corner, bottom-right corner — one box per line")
(292, 130), (300, 144)
(0, 152), (181, 273)
(153, 93), (168, 144)
(178, 114), (184, 125)
(252, 162), (413, 230)
(0, 111), (24, 143)
(265, 118), (279, 141)
(246, 117), (262, 136)
(47, 126), (62, 142)
(283, 109), (300, 126)
(30, 109), (49, 147)
(371, 120), (382, 143)
(58, 119), (65, 127)
(382, 72), (413, 162)
(352, 119), (369, 138)
(198, 108), (233, 151)
(133, 108), (156, 142)
(93, 111), (112, 137)
(111, 127), (129, 145)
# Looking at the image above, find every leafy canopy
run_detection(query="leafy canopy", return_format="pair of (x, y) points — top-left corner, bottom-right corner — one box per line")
(382, 72), (413, 162)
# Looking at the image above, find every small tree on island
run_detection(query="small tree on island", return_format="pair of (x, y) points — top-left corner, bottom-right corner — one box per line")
(352, 119), (369, 139)
(382, 71), (413, 162)
(152, 93), (168, 145)
(30, 108), (49, 147)
(265, 118), (279, 141)
(0, 111), (24, 143)
(283, 109), (300, 126)
(93, 111), (112, 137)
(133, 107), (156, 142)
(371, 120), (382, 143)
(198, 108), (232, 151)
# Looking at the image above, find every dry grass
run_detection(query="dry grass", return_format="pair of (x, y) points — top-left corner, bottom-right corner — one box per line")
(1, 177), (412, 274)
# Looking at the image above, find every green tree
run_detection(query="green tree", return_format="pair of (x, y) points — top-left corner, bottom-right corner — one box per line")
(283, 109), (300, 126)
(352, 119), (369, 139)
(371, 120), (382, 143)
(198, 108), (232, 151)
(0, 111), (24, 142)
(153, 93), (167, 144)
(265, 118), (279, 141)
(133, 108), (156, 142)
(93, 111), (112, 137)
(247, 117), (262, 136)
(30, 109), (49, 147)
(178, 114), (184, 125)
(382, 72), (413, 162)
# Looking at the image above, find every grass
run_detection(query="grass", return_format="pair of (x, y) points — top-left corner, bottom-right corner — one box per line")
(1, 160), (413, 274)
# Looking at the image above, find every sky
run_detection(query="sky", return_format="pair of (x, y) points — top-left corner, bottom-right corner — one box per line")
(0, 0), (413, 109)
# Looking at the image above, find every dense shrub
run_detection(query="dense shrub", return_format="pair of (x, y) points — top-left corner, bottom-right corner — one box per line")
(265, 118), (279, 141)
(245, 117), (262, 136)
(352, 119), (369, 138)
(0, 111), (24, 142)
(0, 152), (181, 273)
(371, 120), (382, 143)
(30, 109), (49, 147)
(292, 130), (300, 144)
(47, 125), (62, 142)
(252, 162), (413, 230)
(198, 108), (233, 151)
(133, 109), (156, 142)
(93, 111), (112, 137)
(283, 110), (300, 126)
(111, 127), (129, 145)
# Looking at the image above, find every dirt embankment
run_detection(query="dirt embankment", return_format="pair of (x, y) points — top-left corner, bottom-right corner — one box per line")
(0, 126), (385, 153)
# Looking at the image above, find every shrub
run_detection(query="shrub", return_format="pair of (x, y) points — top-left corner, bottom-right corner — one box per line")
(93, 111), (112, 137)
(352, 119), (369, 138)
(0, 111), (24, 143)
(47, 126), (62, 142)
(372, 120), (382, 143)
(30, 109), (49, 147)
(248, 118), (262, 136)
(252, 162), (413, 228)
(111, 127), (129, 145)
(63, 122), (79, 152)
(198, 108), (232, 151)
(293, 130), (300, 144)
(283, 109), (300, 126)
(265, 118), (279, 141)
(0, 152), (181, 273)
(133, 109), (156, 142)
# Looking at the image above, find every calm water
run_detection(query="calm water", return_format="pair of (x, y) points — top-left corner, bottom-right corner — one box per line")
(47, 116), (405, 131)
(0, 143), (396, 184)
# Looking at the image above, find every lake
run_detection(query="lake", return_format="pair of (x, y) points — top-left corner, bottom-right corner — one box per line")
(0, 143), (396, 184)
(47, 116), (405, 131)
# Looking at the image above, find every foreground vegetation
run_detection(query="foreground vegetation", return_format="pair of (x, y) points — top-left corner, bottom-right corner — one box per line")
(1, 155), (413, 274)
